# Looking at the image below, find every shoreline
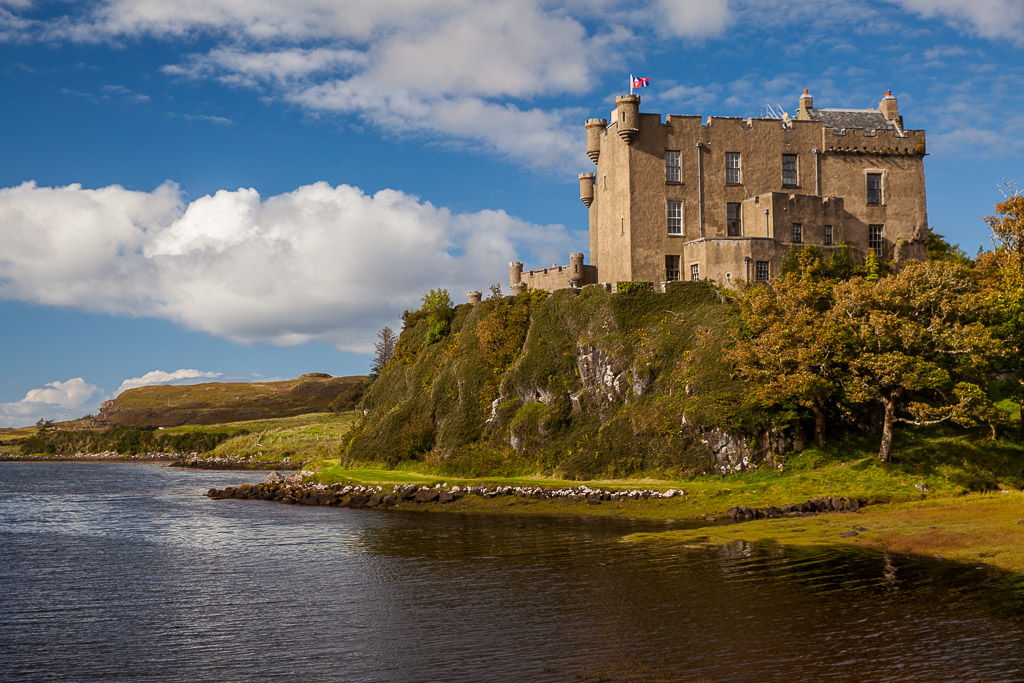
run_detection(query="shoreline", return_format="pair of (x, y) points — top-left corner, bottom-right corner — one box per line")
(0, 452), (299, 470)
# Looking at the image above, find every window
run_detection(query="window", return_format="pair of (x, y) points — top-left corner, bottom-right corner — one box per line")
(691, 263), (700, 281)
(782, 154), (798, 186)
(869, 224), (884, 257)
(727, 203), (741, 236)
(665, 150), (681, 183)
(824, 225), (833, 246)
(667, 201), (682, 235)
(755, 260), (769, 281)
(791, 223), (802, 243)
(867, 173), (883, 205)
(725, 152), (741, 184)
(666, 255), (680, 282)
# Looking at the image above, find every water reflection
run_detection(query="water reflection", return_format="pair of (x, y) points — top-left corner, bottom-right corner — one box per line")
(1, 462), (1023, 682)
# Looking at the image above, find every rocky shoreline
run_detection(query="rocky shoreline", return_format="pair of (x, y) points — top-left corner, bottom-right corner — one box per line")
(207, 473), (867, 520)
(0, 451), (300, 470)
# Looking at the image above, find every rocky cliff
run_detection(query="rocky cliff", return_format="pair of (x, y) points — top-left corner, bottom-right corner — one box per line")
(344, 283), (801, 479)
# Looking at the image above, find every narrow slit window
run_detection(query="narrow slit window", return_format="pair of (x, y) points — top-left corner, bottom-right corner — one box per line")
(690, 263), (700, 281)
(823, 225), (833, 245)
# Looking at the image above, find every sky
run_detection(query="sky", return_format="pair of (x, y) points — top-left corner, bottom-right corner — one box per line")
(2, 0), (1023, 427)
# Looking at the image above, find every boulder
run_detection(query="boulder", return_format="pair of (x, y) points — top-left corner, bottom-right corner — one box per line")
(414, 488), (440, 503)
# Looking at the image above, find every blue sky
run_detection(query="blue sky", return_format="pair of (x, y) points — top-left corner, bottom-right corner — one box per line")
(2, 0), (1023, 427)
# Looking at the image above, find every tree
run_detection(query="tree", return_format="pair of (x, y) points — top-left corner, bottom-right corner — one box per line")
(421, 288), (454, 344)
(927, 227), (971, 266)
(979, 186), (1024, 432)
(730, 249), (849, 445)
(370, 326), (397, 377)
(831, 260), (999, 461)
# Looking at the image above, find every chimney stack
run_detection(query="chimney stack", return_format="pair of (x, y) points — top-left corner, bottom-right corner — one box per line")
(798, 88), (813, 119)
(879, 90), (899, 123)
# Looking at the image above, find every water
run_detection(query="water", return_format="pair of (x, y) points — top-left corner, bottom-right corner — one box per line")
(2, 462), (1023, 681)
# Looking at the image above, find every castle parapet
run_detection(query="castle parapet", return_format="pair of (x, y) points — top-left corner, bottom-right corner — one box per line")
(822, 128), (925, 155)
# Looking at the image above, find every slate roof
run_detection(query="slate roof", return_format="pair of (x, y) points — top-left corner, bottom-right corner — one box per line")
(805, 107), (896, 131)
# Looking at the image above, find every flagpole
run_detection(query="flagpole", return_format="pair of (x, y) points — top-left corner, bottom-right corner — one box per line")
(629, 73), (634, 95)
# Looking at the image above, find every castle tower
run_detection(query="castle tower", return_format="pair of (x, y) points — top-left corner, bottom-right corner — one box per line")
(585, 118), (607, 163)
(467, 290), (482, 304)
(579, 173), (595, 207)
(615, 95), (640, 144)
(797, 88), (813, 119)
(509, 260), (523, 291)
(569, 252), (585, 288)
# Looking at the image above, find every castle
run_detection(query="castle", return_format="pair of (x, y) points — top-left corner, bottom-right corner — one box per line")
(507, 89), (927, 293)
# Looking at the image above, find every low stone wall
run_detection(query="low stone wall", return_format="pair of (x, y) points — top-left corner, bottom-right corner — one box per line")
(206, 476), (687, 508)
(726, 496), (862, 520)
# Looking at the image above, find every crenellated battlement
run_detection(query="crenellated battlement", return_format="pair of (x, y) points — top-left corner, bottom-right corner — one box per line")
(822, 128), (925, 155)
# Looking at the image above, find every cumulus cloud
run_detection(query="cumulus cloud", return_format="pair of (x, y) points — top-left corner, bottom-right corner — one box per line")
(0, 378), (101, 428)
(115, 369), (223, 395)
(656, 0), (732, 38)
(892, 0), (1024, 45)
(0, 180), (580, 352)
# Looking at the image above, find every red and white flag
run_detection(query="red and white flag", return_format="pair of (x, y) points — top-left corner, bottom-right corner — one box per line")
(630, 75), (650, 92)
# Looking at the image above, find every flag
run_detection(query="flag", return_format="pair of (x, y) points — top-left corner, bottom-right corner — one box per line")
(632, 76), (650, 89)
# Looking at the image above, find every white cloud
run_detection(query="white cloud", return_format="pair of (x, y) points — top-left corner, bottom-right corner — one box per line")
(0, 180), (580, 353)
(656, 0), (732, 38)
(115, 369), (223, 395)
(892, 0), (1024, 45)
(163, 47), (367, 87)
(0, 378), (101, 427)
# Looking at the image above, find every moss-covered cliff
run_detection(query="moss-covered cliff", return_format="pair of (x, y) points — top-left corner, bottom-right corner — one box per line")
(344, 282), (788, 479)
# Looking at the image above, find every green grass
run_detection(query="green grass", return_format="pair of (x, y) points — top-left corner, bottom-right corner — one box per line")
(627, 492), (1024, 574)
(208, 411), (360, 463)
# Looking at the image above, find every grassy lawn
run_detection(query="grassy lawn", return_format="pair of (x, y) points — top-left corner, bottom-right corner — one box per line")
(626, 492), (1024, 574)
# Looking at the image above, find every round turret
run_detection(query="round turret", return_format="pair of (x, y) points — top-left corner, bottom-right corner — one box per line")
(615, 95), (640, 145)
(509, 261), (524, 286)
(578, 173), (595, 207)
(467, 290), (482, 304)
(585, 118), (607, 163)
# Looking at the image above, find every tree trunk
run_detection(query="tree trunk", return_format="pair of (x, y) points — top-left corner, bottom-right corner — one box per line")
(878, 393), (895, 463)
(811, 401), (826, 447)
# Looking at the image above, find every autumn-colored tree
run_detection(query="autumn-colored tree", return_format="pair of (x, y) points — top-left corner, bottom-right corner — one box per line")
(831, 260), (999, 461)
(978, 187), (1024, 431)
(730, 248), (850, 445)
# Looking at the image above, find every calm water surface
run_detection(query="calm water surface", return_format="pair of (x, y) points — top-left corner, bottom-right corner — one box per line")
(1, 462), (1023, 681)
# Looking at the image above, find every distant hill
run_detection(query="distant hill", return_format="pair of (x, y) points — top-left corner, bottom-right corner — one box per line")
(97, 373), (370, 427)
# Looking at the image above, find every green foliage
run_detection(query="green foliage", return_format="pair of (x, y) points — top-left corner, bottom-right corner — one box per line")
(22, 425), (238, 456)
(616, 281), (654, 295)
(927, 228), (972, 266)
(421, 288), (454, 344)
(863, 248), (882, 283)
